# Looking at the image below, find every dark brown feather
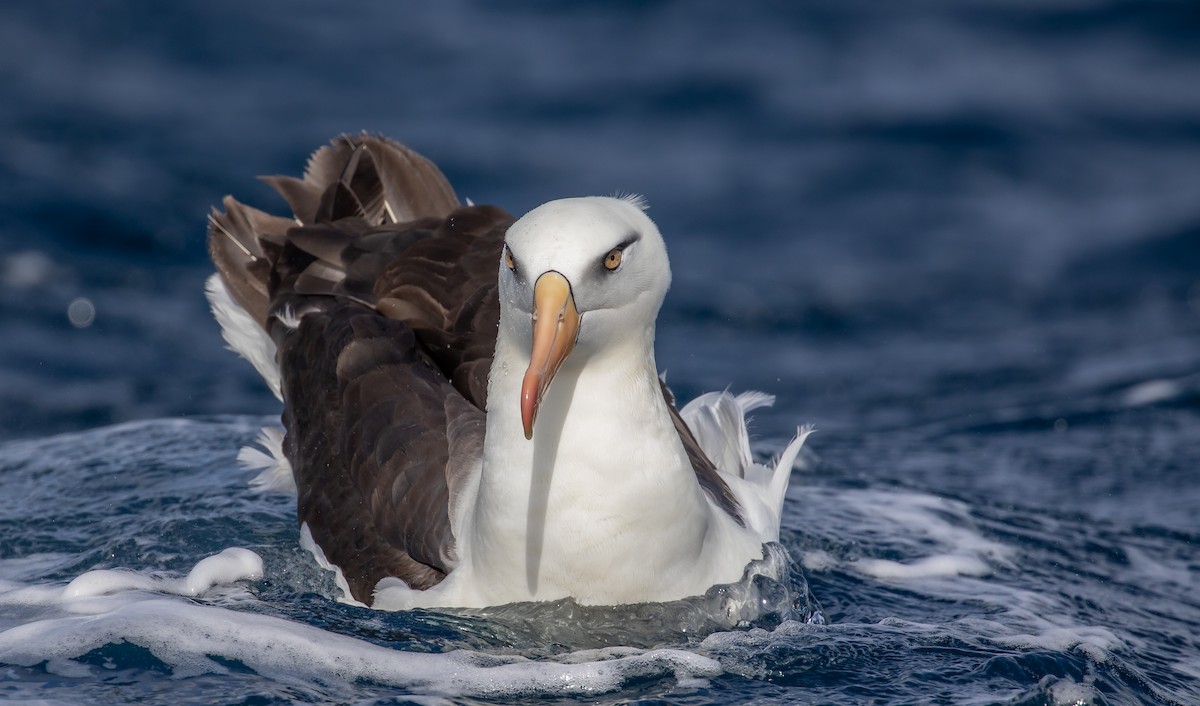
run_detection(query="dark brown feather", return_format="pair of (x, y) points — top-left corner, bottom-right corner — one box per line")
(207, 197), (294, 327)
(261, 134), (459, 227)
(276, 304), (462, 597)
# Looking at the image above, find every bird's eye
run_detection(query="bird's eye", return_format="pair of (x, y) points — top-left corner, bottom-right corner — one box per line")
(503, 245), (516, 272)
(603, 248), (623, 271)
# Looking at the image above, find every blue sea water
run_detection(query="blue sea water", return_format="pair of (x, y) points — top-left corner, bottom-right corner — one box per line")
(1, 1), (1199, 703)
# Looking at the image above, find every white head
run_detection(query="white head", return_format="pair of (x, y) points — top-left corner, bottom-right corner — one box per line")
(497, 196), (672, 437)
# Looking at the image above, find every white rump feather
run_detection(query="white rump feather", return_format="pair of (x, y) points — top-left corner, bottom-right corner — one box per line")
(204, 274), (282, 400)
(239, 426), (296, 494)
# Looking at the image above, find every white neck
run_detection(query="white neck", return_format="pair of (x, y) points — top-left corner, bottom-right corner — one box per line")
(456, 327), (751, 606)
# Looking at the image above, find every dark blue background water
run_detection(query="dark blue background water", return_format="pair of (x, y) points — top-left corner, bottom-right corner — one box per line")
(1, 1), (1198, 704)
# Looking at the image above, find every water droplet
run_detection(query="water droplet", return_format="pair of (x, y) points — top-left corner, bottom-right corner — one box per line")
(67, 298), (95, 328)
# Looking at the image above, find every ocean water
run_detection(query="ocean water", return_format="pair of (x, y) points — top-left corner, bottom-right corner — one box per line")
(2, 1), (1199, 704)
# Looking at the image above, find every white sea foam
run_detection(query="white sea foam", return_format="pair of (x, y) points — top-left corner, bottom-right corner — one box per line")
(1120, 377), (1184, 407)
(855, 553), (993, 579)
(1121, 545), (1197, 590)
(0, 598), (720, 693)
(62, 548), (263, 599)
(796, 488), (1014, 579)
(798, 549), (837, 572)
(1046, 676), (1100, 705)
(0, 548), (723, 698)
(792, 487), (1124, 663)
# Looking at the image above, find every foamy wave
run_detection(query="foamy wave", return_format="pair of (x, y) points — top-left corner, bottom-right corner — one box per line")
(0, 598), (721, 695)
(62, 547), (263, 599)
(0, 548), (727, 698)
(797, 489), (1014, 579)
(789, 487), (1124, 663)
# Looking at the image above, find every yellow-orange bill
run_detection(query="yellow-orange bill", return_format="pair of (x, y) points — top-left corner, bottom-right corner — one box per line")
(520, 271), (580, 439)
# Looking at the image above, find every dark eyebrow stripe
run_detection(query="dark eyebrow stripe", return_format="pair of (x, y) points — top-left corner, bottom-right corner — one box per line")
(597, 232), (640, 273)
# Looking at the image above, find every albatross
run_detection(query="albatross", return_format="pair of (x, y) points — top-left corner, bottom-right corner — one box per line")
(206, 134), (810, 609)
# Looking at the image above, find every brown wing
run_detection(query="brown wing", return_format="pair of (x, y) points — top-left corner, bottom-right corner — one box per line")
(369, 205), (512, 408)
(267, 200), (509, 602)
(209, 135), (506, 603)
(277, 301), (487, 599)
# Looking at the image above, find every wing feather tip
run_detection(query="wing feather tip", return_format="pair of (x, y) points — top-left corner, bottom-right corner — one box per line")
(735, 390), (775, 413)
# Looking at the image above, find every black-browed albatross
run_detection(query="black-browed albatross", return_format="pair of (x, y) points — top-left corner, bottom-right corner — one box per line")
(206, 134), (810, 609)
